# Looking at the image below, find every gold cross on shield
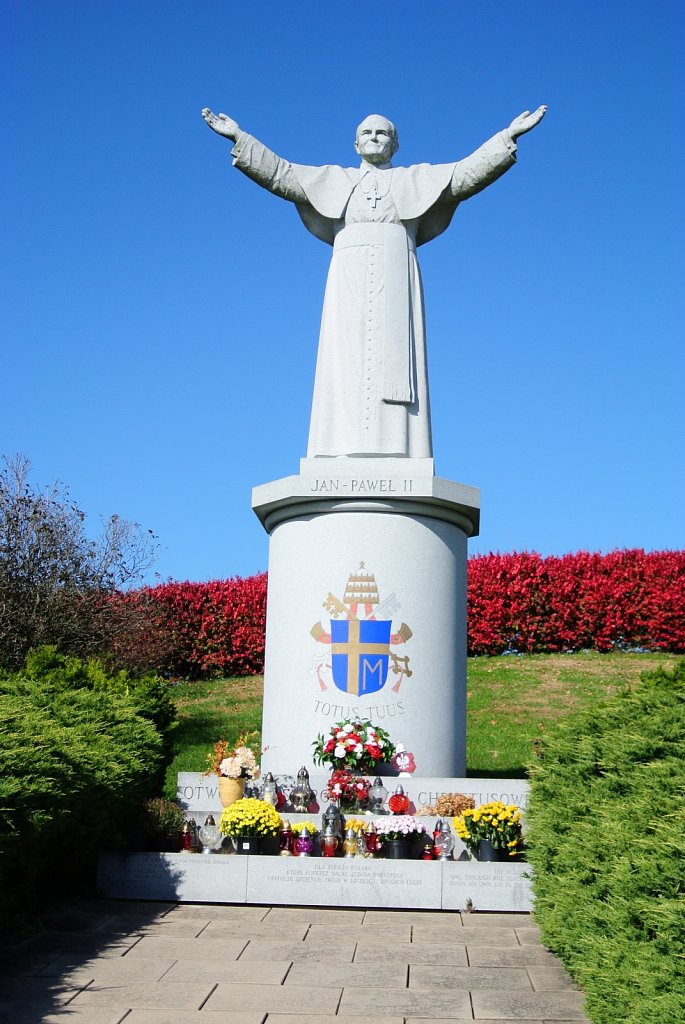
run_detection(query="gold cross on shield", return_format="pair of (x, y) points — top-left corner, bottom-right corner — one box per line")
(331, 619), (389, 696)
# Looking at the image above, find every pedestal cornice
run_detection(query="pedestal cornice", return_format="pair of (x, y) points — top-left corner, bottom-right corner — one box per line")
(252, 469), (480, 537)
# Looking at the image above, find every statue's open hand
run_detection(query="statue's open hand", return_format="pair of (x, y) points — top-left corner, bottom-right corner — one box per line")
(507, 105), (547, 140)
(201, 108), (241, 142)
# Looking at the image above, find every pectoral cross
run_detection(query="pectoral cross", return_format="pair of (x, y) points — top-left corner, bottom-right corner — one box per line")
(366, 186), (382, 209)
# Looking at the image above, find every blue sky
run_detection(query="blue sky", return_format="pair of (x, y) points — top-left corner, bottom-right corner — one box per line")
(3, 1), (683, 584)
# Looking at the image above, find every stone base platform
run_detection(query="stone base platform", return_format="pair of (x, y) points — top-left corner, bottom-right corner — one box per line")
(97, 852), (532, 913)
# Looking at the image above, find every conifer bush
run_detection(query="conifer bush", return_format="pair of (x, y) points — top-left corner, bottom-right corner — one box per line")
(0, 649), (176, 930)
(526, 661), (685, 1024)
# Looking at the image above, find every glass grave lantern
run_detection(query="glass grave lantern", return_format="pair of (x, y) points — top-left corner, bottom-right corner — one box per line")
(290, 766), (315, 813)
(198, 814), (223, 854)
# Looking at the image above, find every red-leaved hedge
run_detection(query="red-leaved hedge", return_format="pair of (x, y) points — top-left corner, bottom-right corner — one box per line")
(111, 551), (683, 677)
(467, 549), (684, 655)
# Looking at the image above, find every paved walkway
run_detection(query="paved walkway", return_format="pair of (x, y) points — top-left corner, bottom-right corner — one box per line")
(0, 900), (590, 1023)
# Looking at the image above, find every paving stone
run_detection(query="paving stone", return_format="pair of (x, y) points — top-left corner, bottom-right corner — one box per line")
(202, 919), (309, 940)
(354, 939), (467, 965)
(118, 919), (213, 938)
(125, 1013), (265, 1023)
(163, 957), (291, 984)
(97, 900), (176, 916)
(93, 912), (173, 932)
(527, 967), (578, 991)
(264, 906), (366, 925)
(69, 980), (215, 1009)
(285, 961), (409, 987)
(467, 945), (560, 967)
(461, 912), (537, 928)
(239, 940), (357, 963)
(340, 985), (472, 1018)
(516, 926), (544, 943)
(0, 976), (83, 1004)
(304, 923), (411, 943)
(265, 1017), (404, 1023)
(363, 909), (462, 927)
(472, 990), (589, 1020)
(409, 964), (533, 990)
(41, 909), (117, 932)
(22, 931), (142, 957)
(37, 954), (176, 984)
(164, 903), (269, 922)
(0, 948), (66, 977)
(413, 924), (518, 944)
(124, 935), (247, 959)
(21, 1011), (127, 1024)
(204, 981), (342, 1014)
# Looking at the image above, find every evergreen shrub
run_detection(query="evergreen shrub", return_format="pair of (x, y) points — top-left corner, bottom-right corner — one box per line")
(0, 648), (177, 930)
(526, 661), (685, 1024)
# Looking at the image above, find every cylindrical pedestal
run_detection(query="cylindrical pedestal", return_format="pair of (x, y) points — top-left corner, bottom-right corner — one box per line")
(253, 467), (480, 778)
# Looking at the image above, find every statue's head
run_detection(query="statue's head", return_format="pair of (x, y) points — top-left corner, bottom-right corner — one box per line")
(354, 114), (399, 164)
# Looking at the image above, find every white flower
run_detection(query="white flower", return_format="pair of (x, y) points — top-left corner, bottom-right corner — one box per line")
(395, 743), (405, 753)
(335, 744), (346, 758)
(354, 743), (363, 753)
(336, 731), (346, 740)
(343, 724), (355, 733)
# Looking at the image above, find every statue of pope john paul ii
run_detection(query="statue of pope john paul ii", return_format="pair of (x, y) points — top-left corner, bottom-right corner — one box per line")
(201, 106), (546, 460)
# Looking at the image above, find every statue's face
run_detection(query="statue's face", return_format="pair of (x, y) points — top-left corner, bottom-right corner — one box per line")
(355, 115), (397, 164)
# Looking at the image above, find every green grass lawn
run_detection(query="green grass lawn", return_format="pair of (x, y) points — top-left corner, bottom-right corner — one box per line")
(163, 650), (680, 797)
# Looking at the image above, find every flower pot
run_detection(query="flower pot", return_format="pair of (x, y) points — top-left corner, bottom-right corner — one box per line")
(476, 839), (507, 862)
(218, 778), (245, 807)
(232, 835), (261, 855)
(383, 839), (412, 860)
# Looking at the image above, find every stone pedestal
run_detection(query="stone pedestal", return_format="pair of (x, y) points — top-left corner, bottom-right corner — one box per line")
(252, 460), (479, 777)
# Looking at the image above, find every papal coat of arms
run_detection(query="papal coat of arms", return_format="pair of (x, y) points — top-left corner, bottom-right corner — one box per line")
(310, 563), (413, 695)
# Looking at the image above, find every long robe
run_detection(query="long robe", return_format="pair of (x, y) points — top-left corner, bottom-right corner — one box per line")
(231, 131), (516, 458)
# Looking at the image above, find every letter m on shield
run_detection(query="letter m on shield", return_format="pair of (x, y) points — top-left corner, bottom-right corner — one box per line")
(330, 619), (391, 696)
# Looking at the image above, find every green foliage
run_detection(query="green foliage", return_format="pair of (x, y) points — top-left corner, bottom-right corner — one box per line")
(0, 648), (177, 930)
(526, 661), (685, 1024)
(136, 797), (185, 852)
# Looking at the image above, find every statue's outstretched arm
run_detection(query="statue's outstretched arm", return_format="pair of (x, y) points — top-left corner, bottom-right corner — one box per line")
(202, 108), (241, 142)
(449, 104), (547, 201)
(506, 105), (547, 141)
(201, 108), (307, 204)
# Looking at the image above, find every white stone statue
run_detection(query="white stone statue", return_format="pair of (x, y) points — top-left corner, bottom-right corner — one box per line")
(201, 106), (546, 460)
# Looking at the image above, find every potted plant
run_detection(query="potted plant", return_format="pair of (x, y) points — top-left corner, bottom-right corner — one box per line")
(452, 801), (525, 861)
(136, 797), (186, 852)
(312, 719), (396, 773)
(373, 815), (426, 859)
(218, 797), (282, 855)
(205, 734), (261, 806)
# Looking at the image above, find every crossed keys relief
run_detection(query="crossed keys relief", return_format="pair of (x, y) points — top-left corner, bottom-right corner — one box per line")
(310, 563), (413, 697)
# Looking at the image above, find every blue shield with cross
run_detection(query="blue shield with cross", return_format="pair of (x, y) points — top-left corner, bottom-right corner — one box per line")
(330, 619), (392, 695)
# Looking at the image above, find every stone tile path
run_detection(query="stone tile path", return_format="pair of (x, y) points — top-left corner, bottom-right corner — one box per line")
(0, 901), (590, 1023)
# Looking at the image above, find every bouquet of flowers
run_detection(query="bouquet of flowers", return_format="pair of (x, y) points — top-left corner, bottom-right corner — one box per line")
(453, 801), (524, 857)
(206, 734), (260, 780)
(291, 821), (318, 836)
(312, 720), (396, 772)
(218, 797), (282, 838)
(373, 815), (426, 842)
(322, 768), (371, 810)
(341, 817), (368, 834)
